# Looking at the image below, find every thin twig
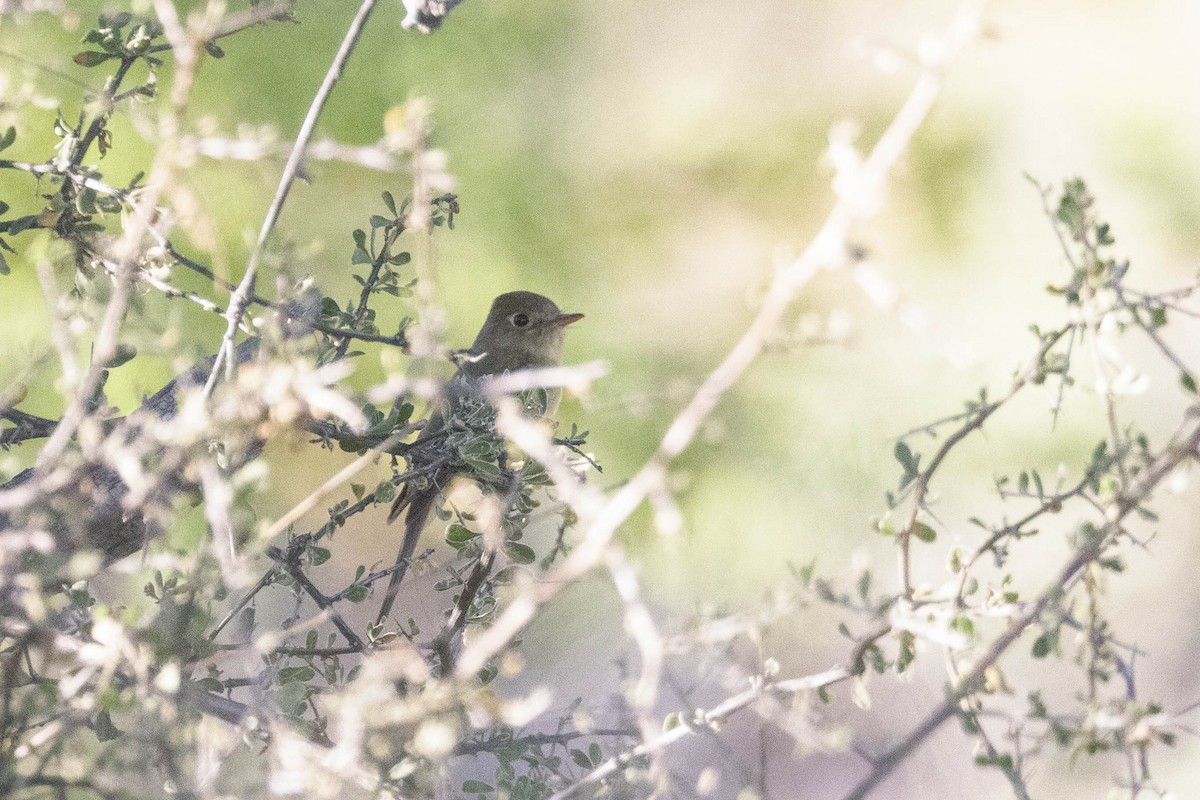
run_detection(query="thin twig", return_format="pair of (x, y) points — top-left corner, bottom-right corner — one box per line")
(548, 665), (855, 800)
(207, 0), (380, 394)
(841, 419), (1200, 800)
(208, 569), (280, 641)
(269, 546), (366, 652)
(896, 326), (1069, 600)
(263, 425), (418, 539)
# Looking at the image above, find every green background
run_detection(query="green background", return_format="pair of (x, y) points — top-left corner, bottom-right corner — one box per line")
(2, 1), (1200, 796)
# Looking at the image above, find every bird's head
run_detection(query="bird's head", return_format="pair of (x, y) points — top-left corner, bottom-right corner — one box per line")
(464, 291), (583, 376)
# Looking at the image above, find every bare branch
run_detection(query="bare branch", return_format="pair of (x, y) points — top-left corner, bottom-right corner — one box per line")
(207, 0), (381, 393)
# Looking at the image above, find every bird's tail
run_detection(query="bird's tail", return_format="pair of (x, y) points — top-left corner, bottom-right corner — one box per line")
(387, 480), (413, 524)
(375, 484), (438, 625)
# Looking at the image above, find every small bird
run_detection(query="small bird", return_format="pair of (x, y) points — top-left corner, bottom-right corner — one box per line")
(375, 291), (583, 624)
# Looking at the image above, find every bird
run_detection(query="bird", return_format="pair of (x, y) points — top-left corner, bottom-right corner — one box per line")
(375, 291), (583, 624)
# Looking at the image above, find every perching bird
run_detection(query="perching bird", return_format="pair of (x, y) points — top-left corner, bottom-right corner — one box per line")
(375, 291), (583, 624)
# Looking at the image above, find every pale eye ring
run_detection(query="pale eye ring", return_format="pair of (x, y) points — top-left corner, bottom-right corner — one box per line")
(510, 312), (530, 328)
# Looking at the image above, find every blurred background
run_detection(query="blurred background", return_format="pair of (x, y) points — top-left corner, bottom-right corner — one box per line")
(3, 0), (1200, 797)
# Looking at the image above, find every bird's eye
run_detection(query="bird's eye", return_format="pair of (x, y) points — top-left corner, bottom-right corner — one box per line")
(510, 312), (530, 328)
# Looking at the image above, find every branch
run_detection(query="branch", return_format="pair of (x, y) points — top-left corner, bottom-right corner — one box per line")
(207, 0), (380, 393)
(841, 418), (1200, 800)
(895, 325), (1070, 599)
(548, 665), (856, 800)
(145, 1), (295, 54)
(262, 424), (419, 539)
(29, 5), (205, 498)
(452, 727), (637, 758)
(268, 543), (366, 652)
(186, 134), (407, 172)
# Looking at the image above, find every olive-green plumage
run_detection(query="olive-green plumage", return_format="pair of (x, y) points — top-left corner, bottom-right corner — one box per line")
(375, 291), (582, 623)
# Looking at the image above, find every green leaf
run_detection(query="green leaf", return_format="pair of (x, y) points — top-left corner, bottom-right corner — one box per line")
(866, 644), (887, 673)
(446, 524), (478, 549)
(362, 404), (383, 426)
(195, 676), (224, 692)
(94, 709), (121, 741)
(352, 247), (372, 265)
(369, 214), (391, 228)
(104, 344), (137, 368)
(910, 522), (937, 543)
(351, 483), (365, 500)
(1055, 177), (1090, 232)
(462, 781), (494, 793)
(948, 547), (963, 573)
(477, 664), (497, 685)
(309, 546), (331, 566)
(346, 585), (368, 603)
(894, 440), (920, 488)
(570, 748), (592, 770)
(73, 51), (113, 67)
(381, 191), (396, 213)
(393, 401), (414, 424)
(975, 753), (1014, 771)
(1031, 632), (1053, 659)
(506, 542), (536, 564)
(1182, 372), (1197, 395)
(338, 436), (365, 453)
(895, 630), (916, 673)
(204, 41), (225, 58)
(856, 570), (871, 601)
(97, 194), (122, 213)
(278, 666), (316, 682)
(6, 215), (38, 235)
(0, 126), (14, 152)
(389, 251), (412, 266)
(461, 455), (502, 479)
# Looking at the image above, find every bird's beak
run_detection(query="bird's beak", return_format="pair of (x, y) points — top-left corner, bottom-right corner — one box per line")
(552, 312), (584, 328)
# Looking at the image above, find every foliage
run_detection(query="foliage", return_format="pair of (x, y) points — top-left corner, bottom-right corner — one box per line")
(1, 3), (1199, 800)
